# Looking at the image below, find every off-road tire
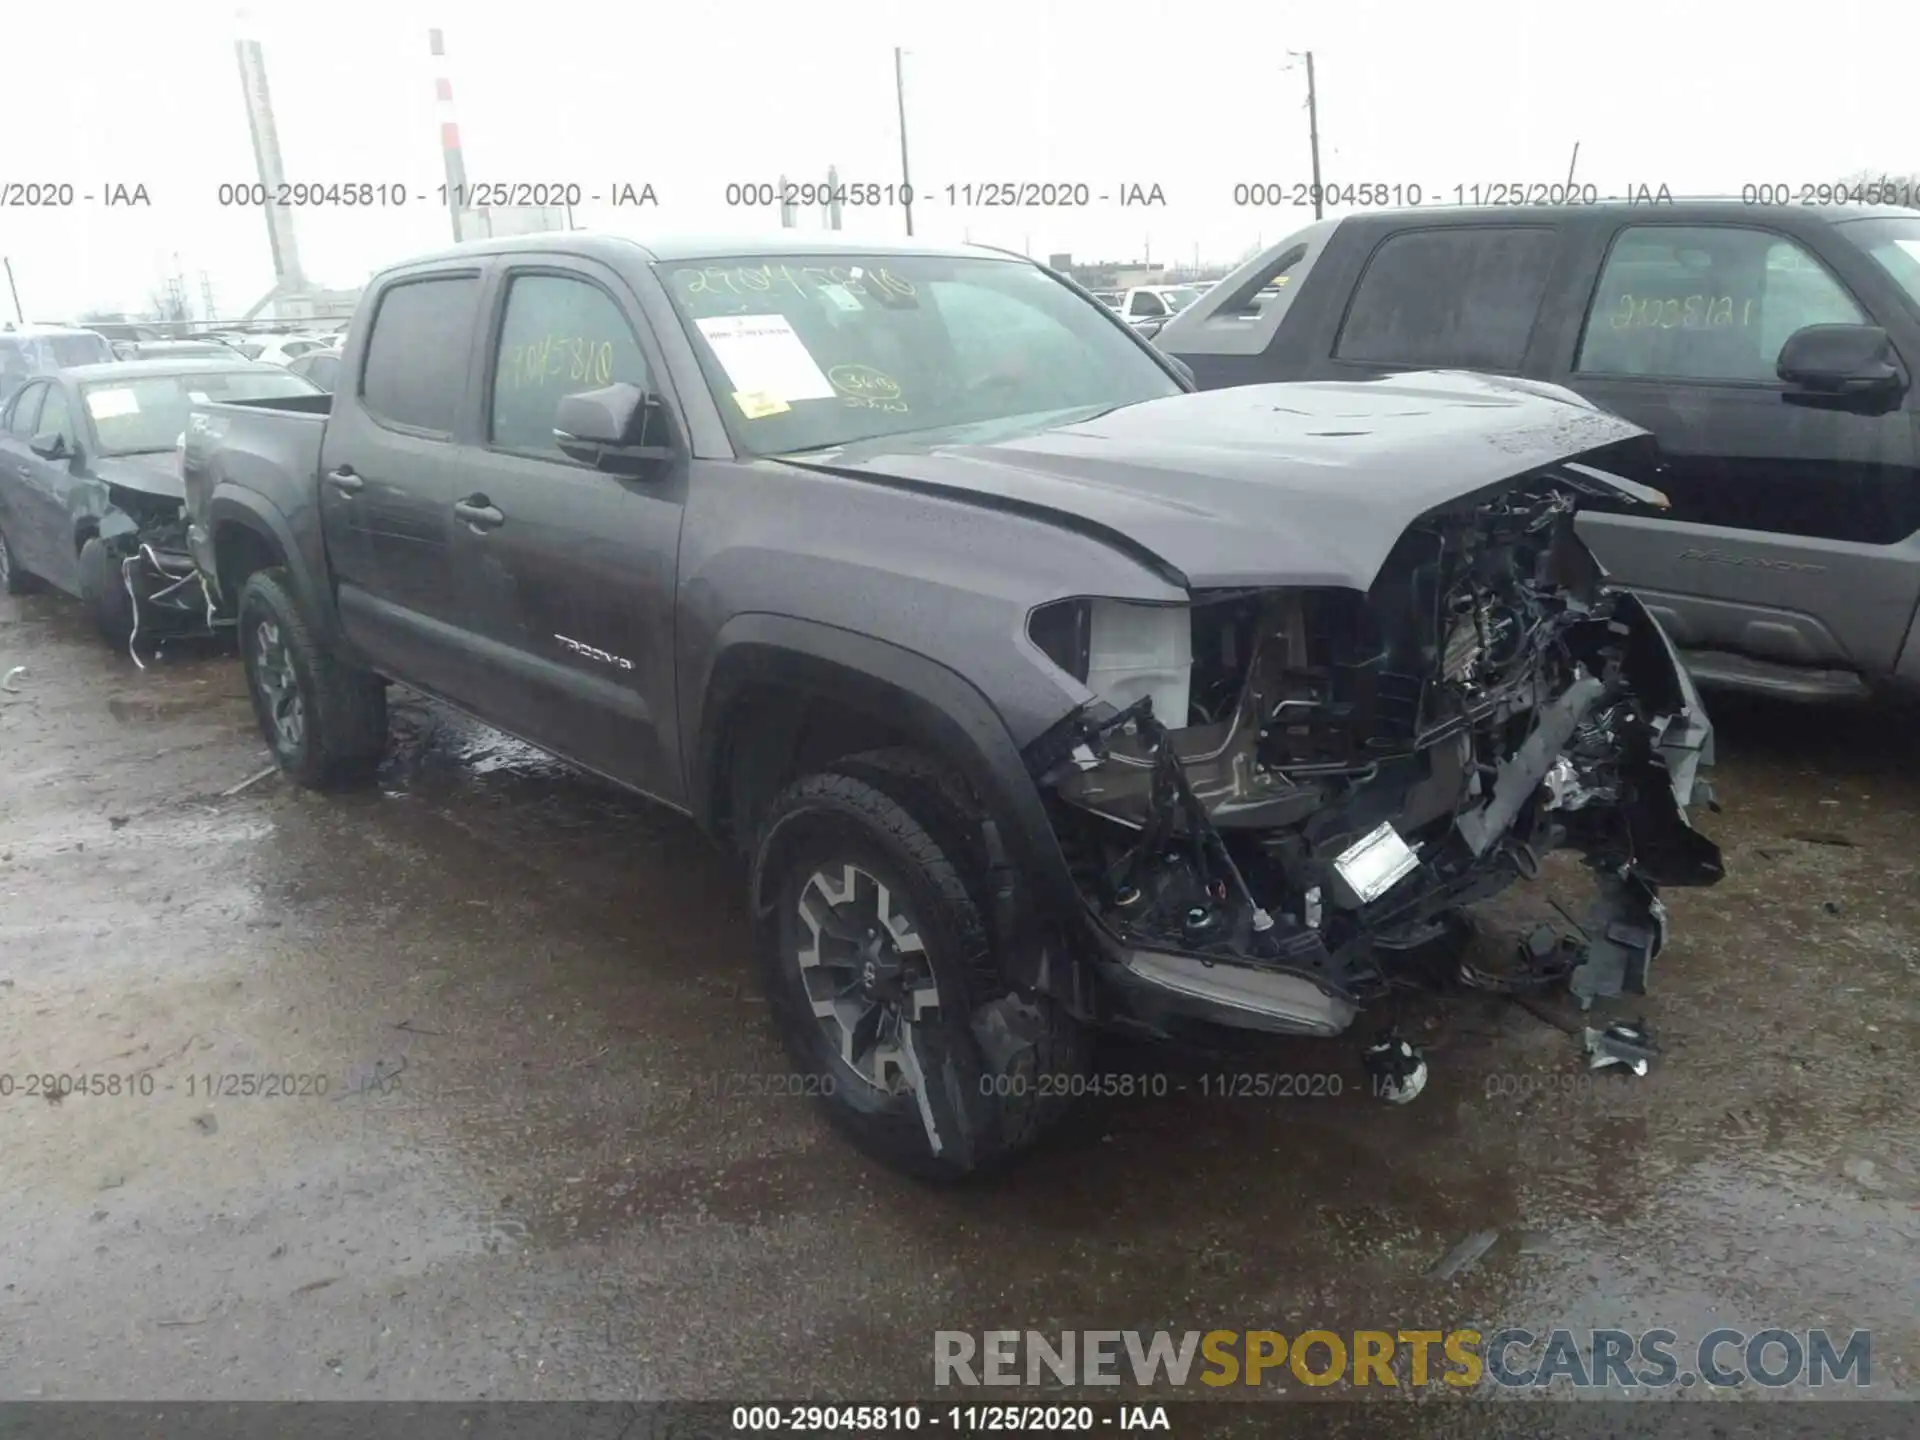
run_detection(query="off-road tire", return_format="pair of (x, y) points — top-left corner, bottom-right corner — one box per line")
(0, 522), (33, 595)
(751, 759), (1088, 1180)
(78, 537), (136, 646)
(237, 567), (388, 789)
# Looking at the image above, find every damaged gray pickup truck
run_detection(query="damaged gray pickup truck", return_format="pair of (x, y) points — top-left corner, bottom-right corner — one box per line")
(181, 233), (1724, 1178)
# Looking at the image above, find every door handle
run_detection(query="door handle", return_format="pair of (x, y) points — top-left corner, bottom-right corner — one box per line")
(453, 497), (505, 530)
(326, 468), (363, 494)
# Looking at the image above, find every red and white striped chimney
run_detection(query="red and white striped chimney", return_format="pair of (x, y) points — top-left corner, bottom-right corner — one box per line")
(428, 28), (470, 243)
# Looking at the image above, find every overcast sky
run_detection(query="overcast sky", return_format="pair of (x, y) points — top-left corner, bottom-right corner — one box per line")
(6, 0), (1915, 320)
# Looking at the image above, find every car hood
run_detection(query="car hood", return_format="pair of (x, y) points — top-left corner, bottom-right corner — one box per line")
(93, 452), (184, 502)
(783, 371), (1652, 590)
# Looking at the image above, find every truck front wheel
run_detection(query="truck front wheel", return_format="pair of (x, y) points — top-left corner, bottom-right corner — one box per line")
(237, 567), (388, 789)
(751, 763), (1089, 1180)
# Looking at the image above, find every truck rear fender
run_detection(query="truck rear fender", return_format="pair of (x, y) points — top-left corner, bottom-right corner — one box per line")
(206, 488), (346, 651)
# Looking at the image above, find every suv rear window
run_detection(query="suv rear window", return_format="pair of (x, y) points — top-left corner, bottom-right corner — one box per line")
(361, 275), (481, 433)
(48, 334), (113, 367)
(1334, 226), (1560, 370)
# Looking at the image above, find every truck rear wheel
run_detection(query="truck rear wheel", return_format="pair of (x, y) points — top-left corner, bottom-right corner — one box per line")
(237, 567), (388, 789)
(750, 761), (1088, 1180)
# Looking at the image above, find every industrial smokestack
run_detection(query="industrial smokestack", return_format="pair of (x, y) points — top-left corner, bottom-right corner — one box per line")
(778, 174), (796, 229)
(824, 165), (843, 231)
(233, 8), (305, 290)
(429, 29), (470, 243)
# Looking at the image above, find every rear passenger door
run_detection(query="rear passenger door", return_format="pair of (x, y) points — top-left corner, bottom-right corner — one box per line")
(318, 270), (485, 699)
(1556, 223), (1920, 674)
(448, 260), (690, 804)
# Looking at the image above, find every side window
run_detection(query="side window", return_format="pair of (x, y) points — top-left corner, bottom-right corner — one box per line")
(1576, 226), (1865, 382)
(1130, 291), (1168, 318)
(489, 273), (651, 458)
(1334, 226), (1560, 370)
(361, 274), (481, 433)
(37, 385), (73, 441)
(6, 382), (46, 438)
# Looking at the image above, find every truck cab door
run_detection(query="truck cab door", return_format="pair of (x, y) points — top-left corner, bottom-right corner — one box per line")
(1558, 222), (1920, 683)
(317, 271), (486, 701)
(445, 261), (689, 804)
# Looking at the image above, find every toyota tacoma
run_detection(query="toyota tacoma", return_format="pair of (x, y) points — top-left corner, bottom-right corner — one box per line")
(180, 232), (1723, 1177)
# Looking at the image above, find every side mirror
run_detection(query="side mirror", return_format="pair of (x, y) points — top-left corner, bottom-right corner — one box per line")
(29, 431), (68, 461)
(1777, 324), (1902, 397)
(554, 382), (675, 472)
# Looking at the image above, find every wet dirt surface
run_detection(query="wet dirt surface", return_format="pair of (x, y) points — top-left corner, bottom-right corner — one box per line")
(1, 588), (1916, 1412)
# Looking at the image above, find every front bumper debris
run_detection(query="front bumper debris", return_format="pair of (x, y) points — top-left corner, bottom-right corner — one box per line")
(1030, 473), (1724, 1054)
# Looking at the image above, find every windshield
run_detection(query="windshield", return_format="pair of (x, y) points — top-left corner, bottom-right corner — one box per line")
(1841, 216), (1920, 311)
(658, 253), (1182, 455)
(81, 368), (322, 454)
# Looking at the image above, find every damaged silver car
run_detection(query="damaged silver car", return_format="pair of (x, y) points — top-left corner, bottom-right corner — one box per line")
(0, 359), (323, 658)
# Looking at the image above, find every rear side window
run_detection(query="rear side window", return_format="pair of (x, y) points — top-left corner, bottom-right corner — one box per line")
(361, 274), (481, 433)
(1334, 226), (1559, 370)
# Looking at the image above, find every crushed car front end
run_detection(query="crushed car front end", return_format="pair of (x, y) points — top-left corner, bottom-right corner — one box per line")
(1024, 465), (1724, 1048)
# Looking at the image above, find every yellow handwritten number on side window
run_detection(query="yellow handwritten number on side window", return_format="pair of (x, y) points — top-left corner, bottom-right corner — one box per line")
(1609, 293), (1754, 330)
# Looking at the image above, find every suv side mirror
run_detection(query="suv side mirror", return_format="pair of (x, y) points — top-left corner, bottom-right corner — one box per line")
(554, 382), (675, 472)
(30, 431), (68, 461)
(1777, 324), (1902, 397)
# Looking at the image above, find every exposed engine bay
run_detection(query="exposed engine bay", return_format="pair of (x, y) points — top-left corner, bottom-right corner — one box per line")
(1027, 469), (1725, 1051)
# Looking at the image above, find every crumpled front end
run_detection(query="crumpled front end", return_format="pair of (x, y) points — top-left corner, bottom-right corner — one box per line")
(1025, 469), (1725, 1042)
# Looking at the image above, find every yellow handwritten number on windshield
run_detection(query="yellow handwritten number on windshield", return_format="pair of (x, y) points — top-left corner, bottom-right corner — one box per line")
(828, 364), (901, 399)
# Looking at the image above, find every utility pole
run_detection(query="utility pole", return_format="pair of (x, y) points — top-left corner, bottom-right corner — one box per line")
(3, 258), (22, 323)
(1304, 51), (1323, 219)
(1565, 141), (1581, 185)
(778, 173), (797, 229)
(825, 164), (844, 230)
(894, 48), (915, 237)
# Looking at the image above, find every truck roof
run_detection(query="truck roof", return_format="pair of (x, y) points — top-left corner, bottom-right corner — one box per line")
(378, 229), (1018, 277)
(1337, 200), (1918, 226)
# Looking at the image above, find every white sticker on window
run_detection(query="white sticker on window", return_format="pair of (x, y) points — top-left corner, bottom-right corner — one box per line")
(86, 388), (140, 419)
(694, 314), (834, 402)
(188, 391), (209, 403)
(1894, 239), (1920, 265)
(819, 283), (864, 314)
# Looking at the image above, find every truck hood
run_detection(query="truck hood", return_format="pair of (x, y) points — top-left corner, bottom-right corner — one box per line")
(93, 452), (184, 503)
(783, 371), (1652, 590)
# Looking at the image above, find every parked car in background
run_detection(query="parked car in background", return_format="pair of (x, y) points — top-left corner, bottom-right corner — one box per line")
(0, 359), (322, 651)
(179, 230), (1719, 1177)
(112, 339), (246, 362)
(1114, 285), (1205, 340)
(1157, 202), (1920, 702)
(239, 334), (338, 368)
(0, 325), (117, 405)
(284, 343), (342, 392)
(84, 322), (170, 346)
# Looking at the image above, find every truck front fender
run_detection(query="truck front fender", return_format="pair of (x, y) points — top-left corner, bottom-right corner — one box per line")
(690, 613), (1081, 928)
